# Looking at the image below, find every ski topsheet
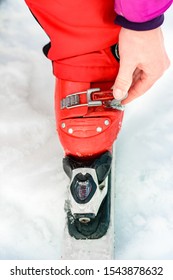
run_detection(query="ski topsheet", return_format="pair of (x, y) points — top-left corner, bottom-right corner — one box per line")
(61, 146), (116, 260)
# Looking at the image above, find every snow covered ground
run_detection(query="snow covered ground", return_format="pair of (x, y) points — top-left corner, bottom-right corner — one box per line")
(0, 0), (173, 260)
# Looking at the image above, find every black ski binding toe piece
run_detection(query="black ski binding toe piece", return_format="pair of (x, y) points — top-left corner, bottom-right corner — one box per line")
(63, 151), (112, 239)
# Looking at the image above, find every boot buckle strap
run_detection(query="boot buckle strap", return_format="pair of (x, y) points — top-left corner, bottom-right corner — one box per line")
(61, 88), (103, 109)
(60, 88), (125, 111)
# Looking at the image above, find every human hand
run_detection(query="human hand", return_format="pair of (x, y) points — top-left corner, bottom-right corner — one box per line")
(112, 27), (170, 104)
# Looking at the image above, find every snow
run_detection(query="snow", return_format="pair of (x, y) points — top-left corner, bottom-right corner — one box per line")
(0, 0), (173, 260)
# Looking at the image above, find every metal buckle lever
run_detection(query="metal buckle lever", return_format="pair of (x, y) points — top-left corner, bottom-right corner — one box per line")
(103, 92), (128, 111)
(87, 88), (102, 107)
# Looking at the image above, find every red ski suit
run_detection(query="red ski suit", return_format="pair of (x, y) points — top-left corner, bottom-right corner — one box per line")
(25, 0), (123, 157)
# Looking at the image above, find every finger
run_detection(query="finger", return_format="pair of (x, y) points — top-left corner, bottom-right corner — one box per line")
(112, 61), (136, 100)
(122, 73), (155, 104)
(131, 68), (142, 87)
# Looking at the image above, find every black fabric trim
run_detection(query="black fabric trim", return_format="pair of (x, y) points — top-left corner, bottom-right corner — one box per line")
(115, 15), (164, 31)
(43, 42), (51, 57)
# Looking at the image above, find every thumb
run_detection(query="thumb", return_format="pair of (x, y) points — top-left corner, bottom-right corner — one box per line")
(113, 63), (134, 100)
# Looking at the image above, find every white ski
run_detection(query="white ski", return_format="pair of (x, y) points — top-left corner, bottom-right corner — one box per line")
(60, 146), (116, 260)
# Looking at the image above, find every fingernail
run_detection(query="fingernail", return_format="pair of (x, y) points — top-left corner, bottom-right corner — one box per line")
(113, 89), (127, 101)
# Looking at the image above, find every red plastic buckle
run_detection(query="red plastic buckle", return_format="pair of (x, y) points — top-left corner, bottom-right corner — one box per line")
(91, 90), (114, 101)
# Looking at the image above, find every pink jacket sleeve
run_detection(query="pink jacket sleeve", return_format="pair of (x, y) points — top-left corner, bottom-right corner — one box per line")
(114, 0), (173, 22)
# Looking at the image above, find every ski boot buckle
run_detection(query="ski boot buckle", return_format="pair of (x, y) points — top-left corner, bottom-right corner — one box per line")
(61, 88), (125, 111)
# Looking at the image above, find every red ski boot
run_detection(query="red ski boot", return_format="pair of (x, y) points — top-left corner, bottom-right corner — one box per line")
(55, 78), (124, 239)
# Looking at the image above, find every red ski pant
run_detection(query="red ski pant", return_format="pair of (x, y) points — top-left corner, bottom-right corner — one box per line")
(25, 0), (124, 157)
